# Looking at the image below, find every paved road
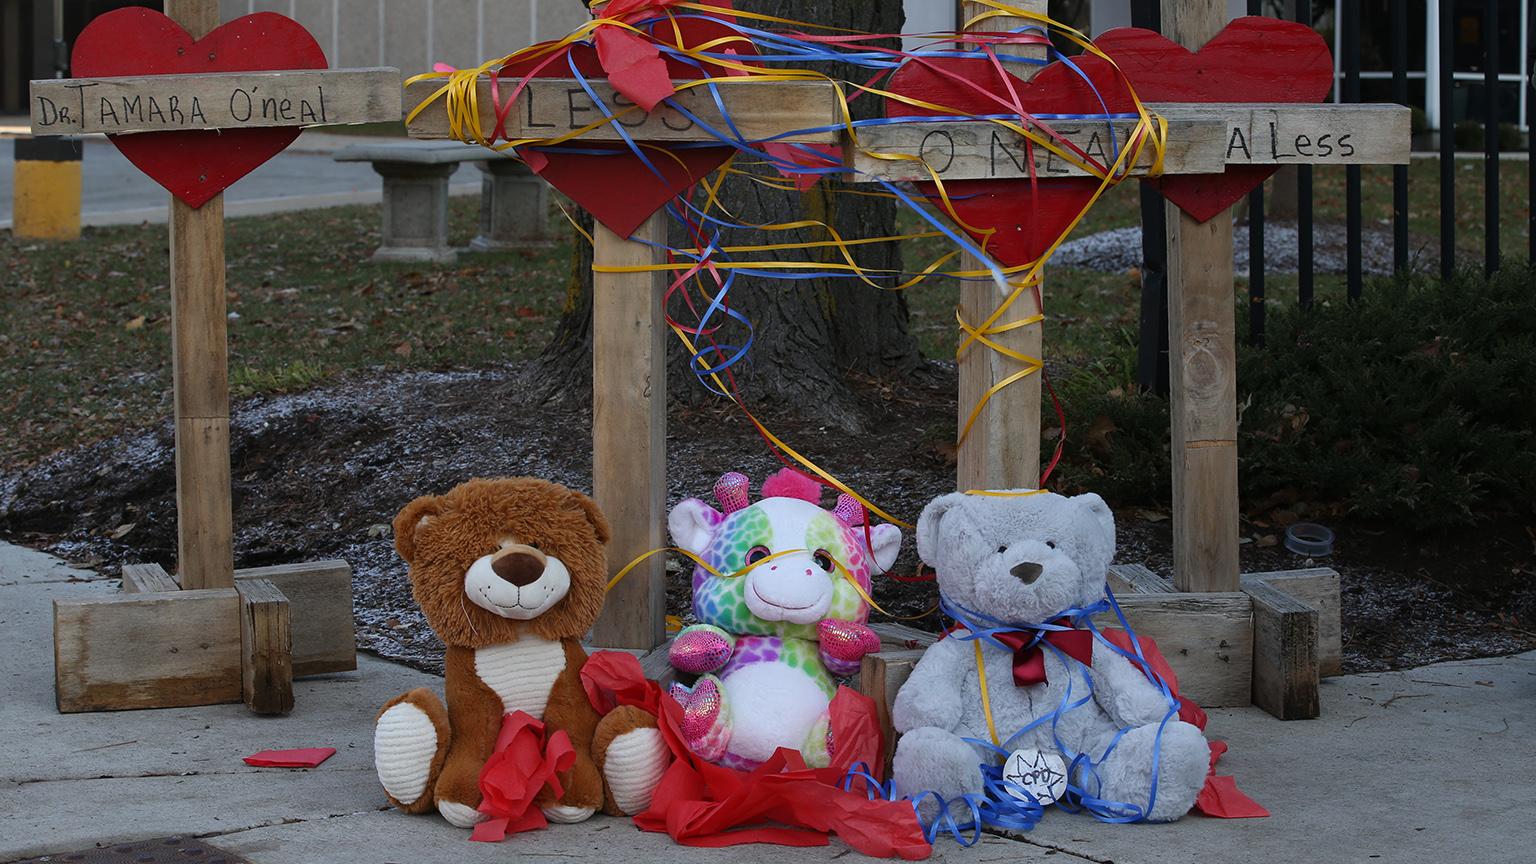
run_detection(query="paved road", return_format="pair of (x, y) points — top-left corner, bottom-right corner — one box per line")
(1, 134), (479, 228)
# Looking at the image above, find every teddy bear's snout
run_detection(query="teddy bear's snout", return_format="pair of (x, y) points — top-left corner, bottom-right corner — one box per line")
(491, 547), (547, 587)
(1010, 561), (1044, 585)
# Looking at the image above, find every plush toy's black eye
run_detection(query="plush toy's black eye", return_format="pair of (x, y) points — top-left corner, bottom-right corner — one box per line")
(746, 545), (769, 565)
(813, 550), (836, 573)
(997, 545), (1009, 555)
(1045, 540), (1056, 550)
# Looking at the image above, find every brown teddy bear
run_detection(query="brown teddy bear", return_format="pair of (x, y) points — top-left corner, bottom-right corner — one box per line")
(373, 477), (669, 830)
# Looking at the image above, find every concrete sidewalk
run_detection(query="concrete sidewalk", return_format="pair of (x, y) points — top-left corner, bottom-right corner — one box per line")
(1, 539), (1532, 863)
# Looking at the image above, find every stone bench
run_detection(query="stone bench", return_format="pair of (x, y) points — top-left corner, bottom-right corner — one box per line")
(334, 140), (552, 263)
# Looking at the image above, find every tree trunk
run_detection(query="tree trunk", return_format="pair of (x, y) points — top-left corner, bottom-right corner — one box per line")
(532, 0), (923, 431)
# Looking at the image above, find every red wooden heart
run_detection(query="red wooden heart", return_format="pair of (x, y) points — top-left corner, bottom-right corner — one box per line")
(72, 9), (327, 209)
(1093, 17), (1333, 222)
(498, 16), (752, 239)
(884, 54), (1137, 267)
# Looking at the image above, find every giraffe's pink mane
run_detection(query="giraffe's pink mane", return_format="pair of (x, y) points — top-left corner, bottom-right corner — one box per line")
(759, 467), (822, 504)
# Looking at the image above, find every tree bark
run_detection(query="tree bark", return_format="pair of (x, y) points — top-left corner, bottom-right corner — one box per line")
(532, 0), (923, 430)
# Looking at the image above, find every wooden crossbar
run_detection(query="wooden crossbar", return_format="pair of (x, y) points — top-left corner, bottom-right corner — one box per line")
(846, 103), (1409, 182)
(847, 116), (1227, 182)
(404, 77), (841, 144)
(30, 68), (402, 135)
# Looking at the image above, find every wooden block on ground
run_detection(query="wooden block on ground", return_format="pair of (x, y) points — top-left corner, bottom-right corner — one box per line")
(234, 560), (356, 676)
(237, 578), (294, 715)
(1108, 562), (1174, 595)
(1244, 567), (1341, 677)
(1243, 579), (1320, 720)
(858, 649), (927, 770)
(1098, 592), (1253, 708)
(121, 563), (180, 593)
(54, 589), (242, 713)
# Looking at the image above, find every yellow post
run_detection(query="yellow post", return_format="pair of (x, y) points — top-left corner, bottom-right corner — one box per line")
(11, 136), (82, 241)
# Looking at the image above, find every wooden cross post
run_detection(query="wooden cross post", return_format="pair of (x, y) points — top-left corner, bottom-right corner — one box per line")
(953, 0), (1047, 493)
(1161, 1), (1239, 595)
(407, 75), (841, 650)
(31, 1), (399, 714)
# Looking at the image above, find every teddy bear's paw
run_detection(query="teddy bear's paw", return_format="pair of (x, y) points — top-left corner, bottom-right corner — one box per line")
(675, 674), (732, 761)
(437, 799), (488, 828)
(892, 726), (985, 813)
(1085, 720), (1209, 823)
(599, 725), (669, 815)
(374, 693), (447, 809)
(541, 804), (598, 824)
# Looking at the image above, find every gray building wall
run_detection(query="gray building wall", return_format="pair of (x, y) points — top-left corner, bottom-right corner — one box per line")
(214, 1), (954, 74)
(215, 0), (591, 74)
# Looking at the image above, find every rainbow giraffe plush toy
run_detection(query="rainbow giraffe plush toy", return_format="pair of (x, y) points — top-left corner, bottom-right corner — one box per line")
(666, 469), (903, 770)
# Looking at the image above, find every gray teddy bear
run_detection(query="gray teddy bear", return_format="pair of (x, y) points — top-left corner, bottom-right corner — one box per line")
(891, 490), (1210, 823)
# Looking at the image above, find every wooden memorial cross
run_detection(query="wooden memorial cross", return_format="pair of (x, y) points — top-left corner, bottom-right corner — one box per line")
(851, 1), (1406, 725)
(30, 0), (401, 714)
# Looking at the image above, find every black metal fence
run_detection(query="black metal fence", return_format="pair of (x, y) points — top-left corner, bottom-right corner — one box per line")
(1132, 0), (1534, 393)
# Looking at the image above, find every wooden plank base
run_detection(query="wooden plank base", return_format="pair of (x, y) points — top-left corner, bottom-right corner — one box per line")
(1110, 561), (1340, 719)
(1098, 592), (1253, 707)
(55, 588), (243, 713)
(1115, 562), (1341, 679)
(859, 648), (926, 771)
(1243, 568), (1341, 677)
(54, 559), (355, 714)
(235, 560), (356, 676)
(1243, 579), (1320, 720)
(238, 578), (294, 715)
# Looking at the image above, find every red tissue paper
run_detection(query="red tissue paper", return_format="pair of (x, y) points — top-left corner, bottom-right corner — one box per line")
(582, 650), (932, 860)
(243, 747), (336, 768)
(471, 711), (577, 841)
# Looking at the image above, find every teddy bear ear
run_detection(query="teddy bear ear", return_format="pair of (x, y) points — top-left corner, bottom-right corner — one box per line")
(567, 489), (612, 545)
(392, 494), (445, 564)
(1075, 492), (1116, 548)
(915, 492), (968, 565)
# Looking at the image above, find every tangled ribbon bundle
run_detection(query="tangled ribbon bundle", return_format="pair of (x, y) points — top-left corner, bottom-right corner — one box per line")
(405, 0), (1171, 533)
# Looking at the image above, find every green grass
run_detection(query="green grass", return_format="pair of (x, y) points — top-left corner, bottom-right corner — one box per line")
(2, 157), (1527, 470)
(1, 197), (573, 468)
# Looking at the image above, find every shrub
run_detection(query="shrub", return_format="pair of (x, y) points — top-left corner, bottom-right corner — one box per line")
(1050, 266), (1536, 528)
(1454, 120), (1484, 151)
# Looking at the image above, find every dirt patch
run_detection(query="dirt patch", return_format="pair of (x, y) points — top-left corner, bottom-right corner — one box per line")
(2, 364), (1531, 675)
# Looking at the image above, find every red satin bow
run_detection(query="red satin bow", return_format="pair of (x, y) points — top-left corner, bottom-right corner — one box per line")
(993, 620), (1095, 686)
